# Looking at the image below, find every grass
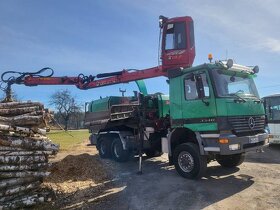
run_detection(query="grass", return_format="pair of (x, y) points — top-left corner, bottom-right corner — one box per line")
(47, 129), (90, 151)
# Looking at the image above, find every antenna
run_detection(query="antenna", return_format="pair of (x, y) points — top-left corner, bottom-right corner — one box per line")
(226, 49), (228, 60)
(157, 26), (163, 67)
(157, 15), (167, 67)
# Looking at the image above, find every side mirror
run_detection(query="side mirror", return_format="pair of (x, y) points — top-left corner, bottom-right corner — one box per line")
(195, 74), (210, 106)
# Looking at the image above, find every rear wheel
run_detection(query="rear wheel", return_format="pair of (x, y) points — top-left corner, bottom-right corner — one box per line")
(111, 138), (130, 162)
(98, 137), (112, 159)
(174, 143), (207, 179)
(216, 153), (245, 167)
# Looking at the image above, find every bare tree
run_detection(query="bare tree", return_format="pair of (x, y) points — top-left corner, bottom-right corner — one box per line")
(49, 90), (81, 130)
(70, 108), (85, 129)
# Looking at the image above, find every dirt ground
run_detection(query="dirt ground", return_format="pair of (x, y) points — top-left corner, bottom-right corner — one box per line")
(41, 142), (280, 210)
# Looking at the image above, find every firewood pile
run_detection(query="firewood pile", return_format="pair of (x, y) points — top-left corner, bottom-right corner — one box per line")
(0, 101), (59, 209)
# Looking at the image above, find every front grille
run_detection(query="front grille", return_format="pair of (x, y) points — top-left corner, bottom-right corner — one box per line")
(228, 115), (265, 134)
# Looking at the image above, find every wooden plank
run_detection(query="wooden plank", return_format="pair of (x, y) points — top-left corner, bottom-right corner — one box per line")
(18, 110), (44, 117)
(0, 146), (24, 151)
(0, 150), (54, 156)
(0, 101), (43, 109)
(0, 191), (26, 203)
(0, 181), (41, 197)
(0, 124), (46, 136)
(0, 177), (39, 190)
(0, 106), (40, 116)
(0, 163), (50, 171)
(0, 135), (59, 152)
(0, 194), (44, 209)
(0, 115), (44, 126)
(0, 155), (47, 165)
(0, 171), (50, 178)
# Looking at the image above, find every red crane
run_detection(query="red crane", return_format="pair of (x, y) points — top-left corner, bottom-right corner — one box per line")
(1, 15), (195, 100)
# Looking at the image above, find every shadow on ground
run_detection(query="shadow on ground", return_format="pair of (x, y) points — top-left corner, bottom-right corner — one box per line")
(109, 155), (254, 210)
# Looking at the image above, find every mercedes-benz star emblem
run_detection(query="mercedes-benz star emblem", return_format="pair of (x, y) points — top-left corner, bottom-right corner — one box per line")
(248, 117), (255, 129)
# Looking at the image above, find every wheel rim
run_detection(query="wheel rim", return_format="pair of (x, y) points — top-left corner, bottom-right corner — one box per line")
(178, 151), (194, 173)
(114, 142), (122, 158)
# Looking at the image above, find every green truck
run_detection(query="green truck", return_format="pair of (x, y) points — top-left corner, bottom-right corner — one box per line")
(85, 60), (269, 179)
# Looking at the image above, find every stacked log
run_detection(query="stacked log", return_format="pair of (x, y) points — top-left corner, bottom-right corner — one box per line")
(0, 101), (59, 209)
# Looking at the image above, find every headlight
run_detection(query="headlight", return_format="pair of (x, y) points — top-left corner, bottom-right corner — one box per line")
(229, 144), (240, 151)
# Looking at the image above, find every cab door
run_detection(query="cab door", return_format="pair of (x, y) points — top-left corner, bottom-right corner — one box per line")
(180, 70), (217, 131)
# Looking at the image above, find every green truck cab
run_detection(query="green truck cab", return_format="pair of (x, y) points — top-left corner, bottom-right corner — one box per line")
(86, 59), (268, 179)
(168, 60), (268, 178)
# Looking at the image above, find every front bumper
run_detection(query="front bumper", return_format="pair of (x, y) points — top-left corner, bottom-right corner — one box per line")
(220, 133), (268, 155)
(268, 134), (280, 144)
(202, 132), (269, 155)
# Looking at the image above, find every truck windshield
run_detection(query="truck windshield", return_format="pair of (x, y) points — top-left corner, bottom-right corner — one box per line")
(212, 69), (259, 99)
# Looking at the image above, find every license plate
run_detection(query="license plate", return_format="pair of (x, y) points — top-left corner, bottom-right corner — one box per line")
(249, 136), (259, 143)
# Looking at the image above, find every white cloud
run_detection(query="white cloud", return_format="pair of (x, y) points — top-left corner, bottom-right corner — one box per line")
(257, 38), (280, 53)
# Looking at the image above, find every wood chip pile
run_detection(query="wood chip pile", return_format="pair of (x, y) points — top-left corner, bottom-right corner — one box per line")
(0, 101), (59, 209)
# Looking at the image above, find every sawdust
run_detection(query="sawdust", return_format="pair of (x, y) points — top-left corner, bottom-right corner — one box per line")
(46, 153), (109, 183)
(39, 143), (118, 209)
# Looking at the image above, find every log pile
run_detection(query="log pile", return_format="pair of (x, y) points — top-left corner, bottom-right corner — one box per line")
(0, 101), (59, 209)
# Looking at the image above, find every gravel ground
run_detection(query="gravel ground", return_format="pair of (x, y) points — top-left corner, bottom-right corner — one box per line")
(41, 143), (280, 210)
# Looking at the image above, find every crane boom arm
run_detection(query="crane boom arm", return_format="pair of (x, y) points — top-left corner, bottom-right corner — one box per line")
(23, 66), (166, 90)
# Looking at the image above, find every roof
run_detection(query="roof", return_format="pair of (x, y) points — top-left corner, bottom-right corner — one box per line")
(262, 94), (280, 99)
(182, 61), (255, 74)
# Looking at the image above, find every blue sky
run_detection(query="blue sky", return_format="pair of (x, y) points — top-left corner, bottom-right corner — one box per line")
(1, 0), (280, 107)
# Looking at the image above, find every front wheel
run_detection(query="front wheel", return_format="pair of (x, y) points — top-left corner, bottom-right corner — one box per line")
(111, 138), (130, 162)
(216, 153), (245, 167)
(173, 143), (207, 179)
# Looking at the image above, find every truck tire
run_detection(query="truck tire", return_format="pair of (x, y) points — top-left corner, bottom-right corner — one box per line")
(98, 137), (112, 159)
(173, 143), (207, 179)
(111, 138), (130, 162)
(216, 153), (245, 167)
